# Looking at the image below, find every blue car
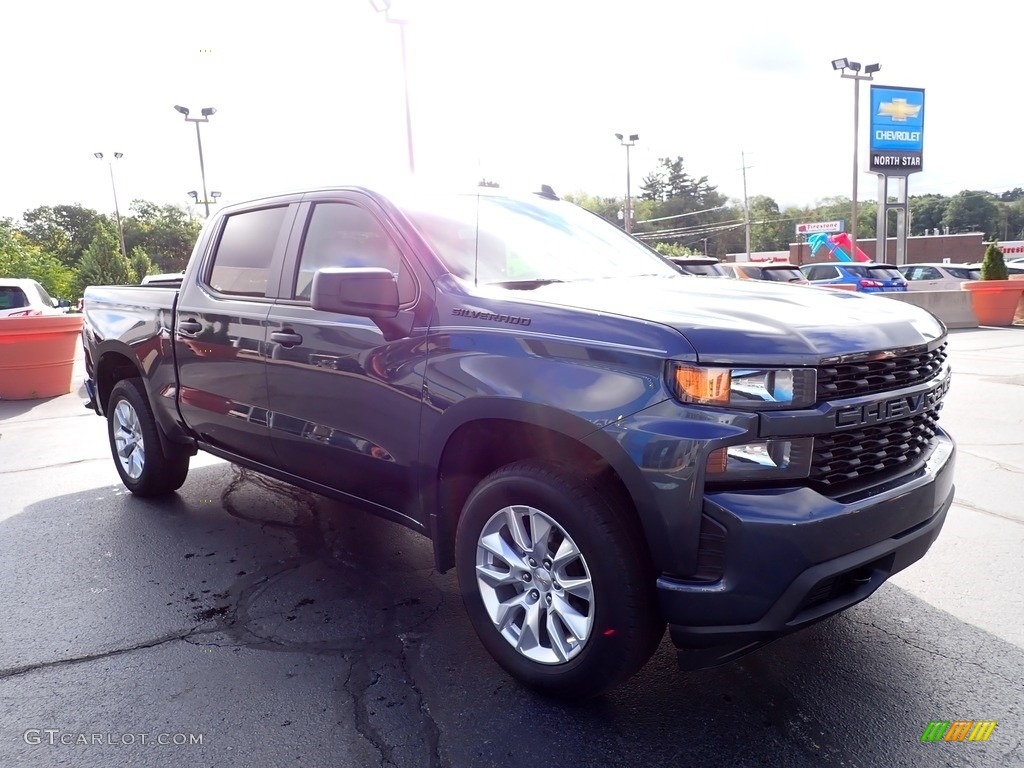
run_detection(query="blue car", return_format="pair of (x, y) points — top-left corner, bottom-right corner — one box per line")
(800, 262), (908, 293)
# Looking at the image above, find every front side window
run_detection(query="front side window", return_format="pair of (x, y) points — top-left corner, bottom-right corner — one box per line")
(293, 202), (412, 302)
(208, 206), (289, 296)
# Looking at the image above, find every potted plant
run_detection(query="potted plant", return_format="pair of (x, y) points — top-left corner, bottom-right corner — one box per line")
(961, 242), (1024, 326)
(0, 314), (84, 399)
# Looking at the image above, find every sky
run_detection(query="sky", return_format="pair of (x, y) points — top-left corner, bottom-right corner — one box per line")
(2, 0), (1021, 223)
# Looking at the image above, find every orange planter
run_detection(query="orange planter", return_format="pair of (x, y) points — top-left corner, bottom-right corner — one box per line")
(0, 315), (85, 399)
(960, 280), (1024, 327)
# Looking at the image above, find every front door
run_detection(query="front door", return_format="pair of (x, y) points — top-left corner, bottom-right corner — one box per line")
(265, 196), (426, 520)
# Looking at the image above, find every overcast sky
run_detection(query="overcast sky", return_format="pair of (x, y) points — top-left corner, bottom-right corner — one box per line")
(2, 0), (1020, 222)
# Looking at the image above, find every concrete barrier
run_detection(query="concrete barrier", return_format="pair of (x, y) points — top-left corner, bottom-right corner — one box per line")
(876, 291), (979, 329)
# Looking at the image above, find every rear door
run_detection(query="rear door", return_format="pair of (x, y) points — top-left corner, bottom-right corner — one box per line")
(175, 201), (300, 464)
(902, 265), (942, 291)
(264, 192), (428, 521)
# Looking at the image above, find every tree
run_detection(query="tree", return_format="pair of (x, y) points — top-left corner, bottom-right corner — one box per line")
(747, 195), (788, 251)
(563, 191), (624, 227)
(909, 194), (949, 236)
(0, 221), (76, 299)
(18, 204), (108, 268)
(942, 191), (1001, 238)
(122, 200), (202, 272)
(129, 247), (153, 282)
(652, 242), (699, 258)
(75, 223), (135, 294)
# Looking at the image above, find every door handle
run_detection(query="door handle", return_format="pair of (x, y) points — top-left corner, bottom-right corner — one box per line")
(270, 331), (303, 347)
(177, 320), (202, 335)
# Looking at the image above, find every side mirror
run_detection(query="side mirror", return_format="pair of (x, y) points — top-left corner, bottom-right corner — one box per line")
(310, 267), (414, 341)
(311, 267), (399, 318)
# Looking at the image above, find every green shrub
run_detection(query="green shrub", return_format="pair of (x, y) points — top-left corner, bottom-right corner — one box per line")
(980, 242), (1008, 280)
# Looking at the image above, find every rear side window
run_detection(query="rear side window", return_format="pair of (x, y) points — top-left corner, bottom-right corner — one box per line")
(946, 267), (978, 279)
(805, 265), (838, 280)
(0, 287), (29, 309)
(208, 206), (289, 296)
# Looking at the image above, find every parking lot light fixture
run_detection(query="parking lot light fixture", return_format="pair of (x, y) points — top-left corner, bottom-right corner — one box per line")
(174, 104), (216, 217)
(832, 57), (880, 262)
(94, 152), (128, 261)
(615, 133), (639, 233)
(369, 0), (415, 174)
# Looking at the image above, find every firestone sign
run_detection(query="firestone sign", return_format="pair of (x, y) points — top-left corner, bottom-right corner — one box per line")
(869, 85), (925, 173)
(795, 220), (844, 235)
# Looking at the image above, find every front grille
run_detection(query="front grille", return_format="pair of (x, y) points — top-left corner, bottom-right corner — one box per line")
(810, 409), (940, 490)
(816, 343), (947, 401)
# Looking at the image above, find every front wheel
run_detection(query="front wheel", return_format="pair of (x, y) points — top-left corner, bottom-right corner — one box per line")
(107, 378), (189, 497)
(455, 460), (664, 699)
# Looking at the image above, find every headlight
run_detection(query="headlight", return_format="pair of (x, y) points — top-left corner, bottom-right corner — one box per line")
(667, 363), (816, 410)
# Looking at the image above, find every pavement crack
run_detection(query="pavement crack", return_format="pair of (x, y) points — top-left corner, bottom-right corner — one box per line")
(951, 498), (1024, 525)
(0, 457), (108, 475)
(0, 631), (195, 681)
(853, 619), (1023, 688)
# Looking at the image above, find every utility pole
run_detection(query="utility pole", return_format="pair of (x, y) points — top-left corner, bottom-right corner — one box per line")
(741, 151), (753, 259)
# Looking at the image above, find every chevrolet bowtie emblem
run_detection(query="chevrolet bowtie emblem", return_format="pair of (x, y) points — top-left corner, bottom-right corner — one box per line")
(878, 98), (921, 122)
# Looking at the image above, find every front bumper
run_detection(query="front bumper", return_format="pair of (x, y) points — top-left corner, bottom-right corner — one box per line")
(659, 429), (955, 670)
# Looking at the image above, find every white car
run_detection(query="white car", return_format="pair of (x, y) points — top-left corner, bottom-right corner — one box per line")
(0, 278), (70, 317)
(897, 263), (980, 291)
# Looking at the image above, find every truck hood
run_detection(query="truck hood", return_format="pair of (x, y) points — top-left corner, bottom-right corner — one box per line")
(517, 276), (945, 364)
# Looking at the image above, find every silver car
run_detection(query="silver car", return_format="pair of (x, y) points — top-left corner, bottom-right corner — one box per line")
(897, 263), (980, 291)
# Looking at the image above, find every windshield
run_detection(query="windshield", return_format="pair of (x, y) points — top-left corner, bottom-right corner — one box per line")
(760, 267), (806, 282)
(673, 262), (727, 277)
(400, 194), (679, 285)
(866, 266), (904, 280)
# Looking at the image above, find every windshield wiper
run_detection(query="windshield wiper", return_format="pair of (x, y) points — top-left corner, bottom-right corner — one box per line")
(491, 279), (566, 290)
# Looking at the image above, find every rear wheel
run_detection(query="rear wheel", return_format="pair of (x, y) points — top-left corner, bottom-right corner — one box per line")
(455, 460), (664, 699)
(107, 378), (189, 497)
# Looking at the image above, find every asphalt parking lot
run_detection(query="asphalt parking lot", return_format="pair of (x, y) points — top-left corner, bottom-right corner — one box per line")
(1, 326), (1022, 767)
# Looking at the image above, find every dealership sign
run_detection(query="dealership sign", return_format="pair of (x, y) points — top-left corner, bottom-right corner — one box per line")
(796, 220), (844, 235)
(870, 85), (925, 173)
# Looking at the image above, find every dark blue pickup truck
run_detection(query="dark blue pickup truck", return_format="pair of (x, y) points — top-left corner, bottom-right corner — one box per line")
(82, 186), (955, 698)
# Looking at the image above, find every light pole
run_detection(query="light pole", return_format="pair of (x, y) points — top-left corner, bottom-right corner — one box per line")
(615, 133), (639, 233)
(174, 105), (216, 217)
(370, 0), (415, 174)
(94, 152), (128, 260)
(831, 58), (880, 261)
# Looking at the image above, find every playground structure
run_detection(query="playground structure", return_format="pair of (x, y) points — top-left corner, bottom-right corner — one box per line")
(806, 232), (873, 262)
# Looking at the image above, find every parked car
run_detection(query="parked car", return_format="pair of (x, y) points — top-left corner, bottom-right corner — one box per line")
(0, 278), (71, 317)
(82, 185), (954, 699)
(897, 263), (980, 291)
(800, 262), (908, 293)
(721, 262), (809, 285)
(667, 257), (728, 277)
(965, 261), (1024, 276)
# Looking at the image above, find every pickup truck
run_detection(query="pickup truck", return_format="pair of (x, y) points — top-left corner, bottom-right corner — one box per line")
(83, 186), (955, 699)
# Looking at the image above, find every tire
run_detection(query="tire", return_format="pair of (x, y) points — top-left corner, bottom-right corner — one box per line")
(455, 460), (665, 699)
(107, 378), (190, 497)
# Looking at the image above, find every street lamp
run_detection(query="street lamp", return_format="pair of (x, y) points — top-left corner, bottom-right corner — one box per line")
(831, 58), (880, 261)
(370, 0), (415, 174)
(94, 152), (128, 260)
(174, 104), (216, 217)
(615, 133), (639, 233)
